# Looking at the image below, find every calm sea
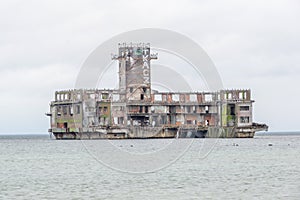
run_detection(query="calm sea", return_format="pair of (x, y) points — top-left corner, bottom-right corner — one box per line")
(0, 133), (299, 199)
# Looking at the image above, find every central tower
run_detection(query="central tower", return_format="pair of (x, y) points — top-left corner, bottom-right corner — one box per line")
(113, 43), (157, 102)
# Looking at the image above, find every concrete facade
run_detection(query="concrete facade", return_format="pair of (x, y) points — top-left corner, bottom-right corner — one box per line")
(46, 43), (268, 139)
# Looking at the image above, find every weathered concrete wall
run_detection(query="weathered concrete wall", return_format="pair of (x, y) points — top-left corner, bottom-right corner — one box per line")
(47, 44), (265, 139)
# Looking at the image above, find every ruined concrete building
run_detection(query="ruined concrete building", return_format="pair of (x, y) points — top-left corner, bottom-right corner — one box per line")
(46, 43), (268, 139)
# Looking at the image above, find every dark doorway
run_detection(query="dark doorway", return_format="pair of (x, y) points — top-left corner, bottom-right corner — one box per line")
(229, 104), (235, 115)
(139, 106), (143, 113)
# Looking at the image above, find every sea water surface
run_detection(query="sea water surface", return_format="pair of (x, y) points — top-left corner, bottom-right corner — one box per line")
(0, 133), (299, 199)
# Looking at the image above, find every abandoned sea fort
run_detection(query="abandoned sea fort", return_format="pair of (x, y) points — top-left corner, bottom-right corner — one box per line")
(46, 43), (268, 139)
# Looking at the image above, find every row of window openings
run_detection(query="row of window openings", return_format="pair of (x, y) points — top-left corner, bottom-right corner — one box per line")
(89, 106), (126, 113)
(171, 106), (210, 113)
(98, 118), (208, 126)
(148, 117), (210, 126)
(58, 105), (123, 116)
(99, 107), (108, 113)
(56, 93), (70, 101)
(56, 93), (113, 101)
(87, 105), (211, 114)
(57, 105), (80, 116)
(99, 117), (209, 126)
(98, 117), (125, 125)
(57, 92), (248, 101)
(153, 94), (213, 102)
(58, 105), (246, 116)
(225, 92), (248, 100)
(228, 106), (250, 115)
(128, 106), (210, 113)
(58, 115), (248, 125)
(85, 106), (109, 113)
(240, 106), (250, 111)
(154, 93), (249, 102)
(186, 120), (210, 125)
(85, 93), (110, 100)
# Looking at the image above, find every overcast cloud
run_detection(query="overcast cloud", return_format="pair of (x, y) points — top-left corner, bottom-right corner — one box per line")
(0, 0), (299, 133)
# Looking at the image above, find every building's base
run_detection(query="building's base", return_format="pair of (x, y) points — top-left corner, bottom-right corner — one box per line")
(50, 124), (268, 139)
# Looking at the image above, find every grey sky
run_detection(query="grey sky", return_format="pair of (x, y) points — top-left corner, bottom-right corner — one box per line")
(0, 0), (299, 133)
